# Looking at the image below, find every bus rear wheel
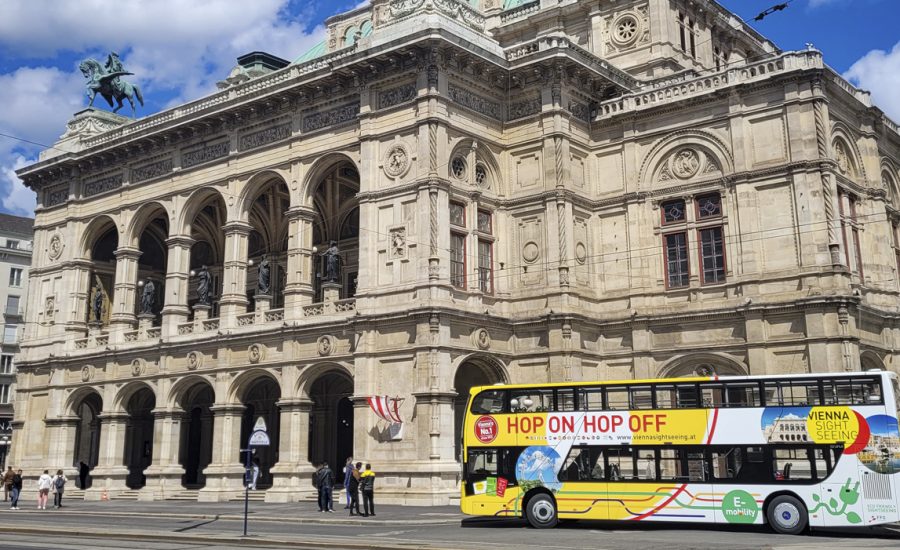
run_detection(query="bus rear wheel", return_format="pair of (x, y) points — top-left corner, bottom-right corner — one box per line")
(525, 493), (558, 529)
(766, 495), (807, 535)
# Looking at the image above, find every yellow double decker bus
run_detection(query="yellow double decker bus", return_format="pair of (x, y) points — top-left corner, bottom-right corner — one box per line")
(460, 371), (900, 535)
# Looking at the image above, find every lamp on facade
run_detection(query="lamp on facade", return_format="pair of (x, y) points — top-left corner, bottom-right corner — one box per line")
(137, 279), (145, 287)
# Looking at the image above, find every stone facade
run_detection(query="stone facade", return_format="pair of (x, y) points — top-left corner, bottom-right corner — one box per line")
(13, 0), (900, 504)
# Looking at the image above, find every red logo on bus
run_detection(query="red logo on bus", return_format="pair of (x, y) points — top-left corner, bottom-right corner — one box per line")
(475, 415), (498, 443)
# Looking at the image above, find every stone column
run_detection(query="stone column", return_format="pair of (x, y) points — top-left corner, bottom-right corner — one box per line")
(218, 221), (251, 327)
(141, 408), (186, 500)
(43, 416), (80, 477)
(161, 235), (194, 336)
(198, 404), (245, 502)
(266, 398), (315, 503)
(86, 411), (130, 499)
(67, 259), (94, 339)
(109, 247), (142, 335)
(283, 207), (316, 318)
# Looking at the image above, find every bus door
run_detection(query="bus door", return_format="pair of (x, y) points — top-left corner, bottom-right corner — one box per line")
(556, 445), (609, 520)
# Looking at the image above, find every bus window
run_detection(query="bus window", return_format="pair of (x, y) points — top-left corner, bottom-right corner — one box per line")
(773, 447), (814, 481)
(827, 378), (882, 405)
(710, 447), (742, 480)
(763, 381), (784, 406)
(893, 378), (900, 415)
(510, 389), (553, 412)
(471, 390), (505, 414)
(579, 388), (604, 411)
(812, 448), (832, 479)
(557, 389), (577, 411)
(699, 383), (724, 407)
(779, 381), (821, 406)
(676, 384), (700, 408)
(606, 447), (634, 480)
(630, 386), (654, 409)
(660, 448), (707, 481)
(606, 387), (629, 410)
(656, 385), (676, 408)
(467, 449), (498, 476)
(724, 382), (761, 407)
(559, 446), (604, 482)
(636, 449), (657, 480)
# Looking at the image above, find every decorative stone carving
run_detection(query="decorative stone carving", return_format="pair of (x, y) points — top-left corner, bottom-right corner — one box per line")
(132, 158), (173, 183)
(239, 124), (291, 151)
(575, 242), (587, 265)
(130, 358), (146, 377)
(507, 96), (541, 120)
(44, 296), (55, 322)
(80, 365), (94, 382)
(390, 227), (406, 258)
(317, 335), (334, 356)
(182, 141), (229, 168)
(522, 241), (540, 263)
(472, 328), (491, 350)
(83, 173), (122, 197)
(44, 185), (68, 207)
(694, 365), (715, 377)
(302, 103), (360, 133)
(835, 141), (852, 175)
(612, 14), (640, 46)
(248, 343), (265, 363)
(448, 85), (501, 120)
(186, 351), (203, 371)
(379, 83), (416, 109)
(383, 144), (411, 178)
(389, 0), (484, 31)
(672, 148), (701, 179)
(47, 233), (64, 261)
(568, 102), (590, 123)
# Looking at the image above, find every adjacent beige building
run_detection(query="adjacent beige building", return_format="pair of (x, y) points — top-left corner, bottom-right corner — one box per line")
(13, 0), (900, 503)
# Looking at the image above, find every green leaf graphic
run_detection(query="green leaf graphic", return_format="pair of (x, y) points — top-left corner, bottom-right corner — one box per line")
(828, 497), (838, 510)
(846, 511), (862, 524)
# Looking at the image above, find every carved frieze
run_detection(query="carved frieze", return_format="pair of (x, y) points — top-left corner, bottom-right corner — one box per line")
(182, 141), (229, 168)
(83, 173), (122, 197)
(379, 83), (416, 109)
(317, 335), (334, 356)
(239, 124), (291, 151)
(132, 158), (173, 183)
(448, 85), (501, 120)
(44, 185), (68, 207)
(302, 103), (360, 133)
(507, 96), (541, 120)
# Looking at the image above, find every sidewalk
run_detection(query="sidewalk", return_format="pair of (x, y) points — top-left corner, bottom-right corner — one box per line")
(20, 499), (466, 526)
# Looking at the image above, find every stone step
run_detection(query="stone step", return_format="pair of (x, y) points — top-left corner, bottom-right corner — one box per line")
(164, 490), (200, 501)
(110, 490), (141, 500)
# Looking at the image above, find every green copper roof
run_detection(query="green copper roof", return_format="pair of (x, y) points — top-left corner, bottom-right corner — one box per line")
(294, 40), (326, 64)
(503, 0), (530, 9)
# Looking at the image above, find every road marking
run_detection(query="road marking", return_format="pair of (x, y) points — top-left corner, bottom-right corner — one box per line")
(368, 530), (413, 538)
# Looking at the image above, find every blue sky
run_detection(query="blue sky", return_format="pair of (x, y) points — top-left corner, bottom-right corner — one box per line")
(0, 0), (897, 218)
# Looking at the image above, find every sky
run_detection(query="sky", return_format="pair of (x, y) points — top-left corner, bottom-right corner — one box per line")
(0, 0), (897, 219)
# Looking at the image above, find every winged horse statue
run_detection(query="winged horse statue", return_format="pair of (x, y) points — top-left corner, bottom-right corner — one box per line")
(79, 52), (144, 116)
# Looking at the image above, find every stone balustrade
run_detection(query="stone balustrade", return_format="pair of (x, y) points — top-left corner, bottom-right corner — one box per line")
(500, 0), (539, 24)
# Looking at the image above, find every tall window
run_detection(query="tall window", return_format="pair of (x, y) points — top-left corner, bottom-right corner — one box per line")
(665, 233), (690, 288)
(677, 12), (687, 52)
(699, 227), (726, 284)
(0, 355), (11, 374)
(2, 326), (16, 344)
(660, 193), (727, 289)
(893, 222), (900, 286)
(688, 19), (696, 58)
(450, 202), (467, 289)
(4, 296), (18, 316)
(0, 384), (9, 405)
(8, 268), (21, 287)
(838, 190), (864, 279)
(476, 210), (494, 294)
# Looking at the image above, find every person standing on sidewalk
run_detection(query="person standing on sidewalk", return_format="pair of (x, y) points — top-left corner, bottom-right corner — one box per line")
(360, 464), (376, 517)
(51, 469), (67, 508)
(316, 462), (335, 512)
(342, 457), (353, 509)
(37, 470), (52, 510)
(2, 466), (13, 501)
(347, 462), (361, 516)
(9, 469), (22, 510)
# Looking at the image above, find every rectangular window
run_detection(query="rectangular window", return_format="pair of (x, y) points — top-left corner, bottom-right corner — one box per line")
(824, 378), (882, 405)
(710, 447), (742, 480)
(893, 223), (900, 284)
(477, 210), (492, 234)
(773, 448), (814, 481)
(556, 389), (577, 412)
(723, 382), (762, 407)
(662, 199), (686, 225)
(450, 233), (466, 289)
(714, 47), (721, 70)
(8, 268), (22, 287)
(656, 384), (699, 408)
(659, 448), (707, 482)
(0, 355), (11, 374)
(559, 446), (605, 482)
(607, 447), (635, 480)
(470, 390), (506, 414)
(688, 19), (696, 58)
(6, 240), (18, 250)
(678, 13), (686, 52)
(699, 227), (726, 284)
(579, 388), (604, 411)
(664, 232), (689, 288)
(696, 194), (722, 219)
(839, 191), (864, 278)
(510, 389), (553, 413)
(629, 386), (654, 409)
(2, 326), (16, 344)
(4, 296), (19, 316)
(605, 387), (629, 410)
(477, 239), (493, 294)
(449, 202), (466, 227)
(0, 384), (8, 404)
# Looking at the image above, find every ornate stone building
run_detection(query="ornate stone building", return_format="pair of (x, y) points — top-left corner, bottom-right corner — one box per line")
(13, 0), (900, 503)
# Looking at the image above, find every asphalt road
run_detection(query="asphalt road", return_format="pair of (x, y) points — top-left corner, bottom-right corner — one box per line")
(0, 508), (898, 549)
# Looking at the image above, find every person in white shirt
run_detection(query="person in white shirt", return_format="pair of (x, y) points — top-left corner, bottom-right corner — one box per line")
(36, 470), (52, 510)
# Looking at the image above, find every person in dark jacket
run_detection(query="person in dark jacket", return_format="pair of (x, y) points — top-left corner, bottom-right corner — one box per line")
(347, 462), (361, 516)
(316, 462), (335, 512)
(360, 464), (376, 517)
(9, 469), (22, 510)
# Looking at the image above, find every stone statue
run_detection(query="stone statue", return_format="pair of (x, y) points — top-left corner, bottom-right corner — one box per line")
(78, 52), (144, 116)
(196, 265), (211, 305)
(141, 279), (156, 315)
(92, 275), (105, 323)
(322, 241), (341, 282)
(257, 256), (271, 294)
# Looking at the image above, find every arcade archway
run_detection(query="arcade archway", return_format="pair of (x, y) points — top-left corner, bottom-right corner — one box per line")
(308, 371), (354, 482)
(123, 387), (155, 489)
(72, 391), (102, 489)
(239, 377), (281, 489)
(310, 163), (359, 301)
(178, 382), (214, 488)
(452, 357), (506, 461)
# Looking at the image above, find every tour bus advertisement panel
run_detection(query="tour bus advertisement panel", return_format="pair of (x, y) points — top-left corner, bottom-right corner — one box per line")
(462, 387), (900, 530)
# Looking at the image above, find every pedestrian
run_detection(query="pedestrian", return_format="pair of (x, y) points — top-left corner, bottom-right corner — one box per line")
(2, 466), (13, 501)
(51, 469), (67, 508)
(78, 461), (89, 490)
(10, 469), (22, 510)
(343, 457), (353, 509)
(37, 470), (52, 510)
(347, 462), (361, 516)
(361, 463), (376, 517)
(248, 458), (260, 490)
(316, 461), (334, 512)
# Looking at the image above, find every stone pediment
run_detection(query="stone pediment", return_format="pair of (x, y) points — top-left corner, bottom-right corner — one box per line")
(40, 108), (130, 161)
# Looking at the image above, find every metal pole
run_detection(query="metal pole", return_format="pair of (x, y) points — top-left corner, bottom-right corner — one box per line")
(242, 448), (250, 537)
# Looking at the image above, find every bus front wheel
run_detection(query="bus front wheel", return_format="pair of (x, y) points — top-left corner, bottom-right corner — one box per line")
(766, 495), (807, 535)
(525, 493), (558, 529)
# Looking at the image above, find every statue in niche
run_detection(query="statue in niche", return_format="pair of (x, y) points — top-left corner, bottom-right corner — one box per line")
(258, 256), (271, 295)
(322, 241), (341, 282)
(141, 279), (156, 315)
(196, 265), (211, 305)
(92, 276), (105, 323)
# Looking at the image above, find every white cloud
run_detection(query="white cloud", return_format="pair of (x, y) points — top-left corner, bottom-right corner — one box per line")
(1, 156), (36, 216)
(844, 41), (900, 122)
(808, 0), (841, 7)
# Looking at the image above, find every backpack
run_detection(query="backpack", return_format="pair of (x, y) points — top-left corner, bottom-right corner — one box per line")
(54, 476), (65, 490)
